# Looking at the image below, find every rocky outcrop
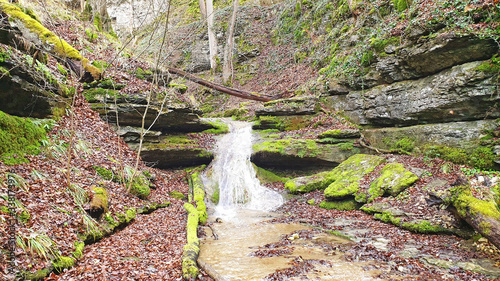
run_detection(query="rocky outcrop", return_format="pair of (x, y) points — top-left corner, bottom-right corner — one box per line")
(356, 34), (499, 89)
(255, 96), (320, 116)
(0, 47), (67, 118)
(326, 61), (499, 126)
(362, 120), (498, 151)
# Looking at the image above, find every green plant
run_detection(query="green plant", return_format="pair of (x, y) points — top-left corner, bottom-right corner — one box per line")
(17, 230), (60, 261)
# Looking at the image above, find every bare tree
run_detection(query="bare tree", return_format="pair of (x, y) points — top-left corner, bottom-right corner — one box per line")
(205, 0), (217, 70)
(222, 0), (238, 84)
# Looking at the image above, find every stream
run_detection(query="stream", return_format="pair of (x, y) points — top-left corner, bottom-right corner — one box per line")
(198, 120), (381, 280)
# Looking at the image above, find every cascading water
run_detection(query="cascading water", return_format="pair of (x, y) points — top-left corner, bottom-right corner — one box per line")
(202, 119), (283, 218)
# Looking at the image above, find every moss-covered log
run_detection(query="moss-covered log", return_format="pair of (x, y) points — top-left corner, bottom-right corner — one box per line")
(182, 203), (200, 280)
(190, 172), (207, 225)
(450, 186), (500, 249)
(89, 186), (108, 218)
(0, 0), (101, 82)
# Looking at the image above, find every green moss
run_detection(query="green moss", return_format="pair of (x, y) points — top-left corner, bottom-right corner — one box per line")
(383, 137), (414, 154)
(202, 120), (229, 134)
(169, 190), (186, 200)
(57, 63), (68, 76)
(19, 210), (30, 223)
(319, 199), (359, 211)
(370, 36), (401, 53)
(223, 108), (248, 118)
(307, 199), (315, 205)
(253, 164), (287, 183)
(182, 203), (200, 280)
(93, 166), (114, 181)
(82, 88), (120, 102)
(91, 187), (108, 213)
(91, 60), (109, 72)
(125, 207), (136, 223)
(0, 111), (47, 165)
(452, 186), (500, 220)
(401, 220), (449, 234)
(476, 55), (500, 74)
(324, 154), (386, 199)
(134, 67), (152, 79)
(191, 172), (207, 225)
(253, 139), (321, 158)
(392, 0), (409, 12)
(374, 211), (401, 226)
(168, 82), (188, 94)
(53, 256), (75, 273)
(72, 241), (85, 259)
(0, 65), (10, 77)
(424, 145), (496, 170)
(22, 268), (50, 280)
(360, 163), (418, 203)
(130, 175), (151, 199)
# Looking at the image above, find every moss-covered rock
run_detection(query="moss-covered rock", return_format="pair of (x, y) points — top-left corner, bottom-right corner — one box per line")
(319, 199), (360, 211)
(0, 110), (47, 165)
(53, 256), (75, 273)
(169, 190), (186, 200)
(93, 166), (114, 181)
(356, 163), (418, 203)
(324, 154), (386, 199)
(129, 175), (151, 199)
(0, 0), (101, 81)
(285, 170), (332, 193)
(190, 172), (207, 225)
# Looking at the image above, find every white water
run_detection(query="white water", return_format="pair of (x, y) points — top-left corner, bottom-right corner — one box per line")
(202, 120), (283, 220)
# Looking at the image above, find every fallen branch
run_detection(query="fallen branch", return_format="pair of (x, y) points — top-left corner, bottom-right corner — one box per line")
(166, 67), (276, 102)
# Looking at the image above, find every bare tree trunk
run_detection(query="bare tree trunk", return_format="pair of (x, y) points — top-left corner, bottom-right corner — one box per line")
(206, 0), (217, 70)
(222, 0), (238, 84)
(198, 0), (207, 19)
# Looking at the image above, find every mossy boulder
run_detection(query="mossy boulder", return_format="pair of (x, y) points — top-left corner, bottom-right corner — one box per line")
(285, 170), (332, 193)
(324, 154), (386, 200)
(356, 163), (418, 203)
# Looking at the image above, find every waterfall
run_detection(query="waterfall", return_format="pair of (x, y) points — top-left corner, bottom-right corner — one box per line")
(203, 120), (283, 218)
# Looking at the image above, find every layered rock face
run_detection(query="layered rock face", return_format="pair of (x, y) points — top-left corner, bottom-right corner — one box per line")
(322, 34), (500, 167)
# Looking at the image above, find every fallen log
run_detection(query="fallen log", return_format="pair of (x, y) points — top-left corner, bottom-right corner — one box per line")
(449, 185), (500, 249)
(166, 67), (276, 102)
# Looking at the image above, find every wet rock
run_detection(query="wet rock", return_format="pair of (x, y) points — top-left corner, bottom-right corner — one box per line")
(423, 257), (500, 277)
(255, 96), (319, 116)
